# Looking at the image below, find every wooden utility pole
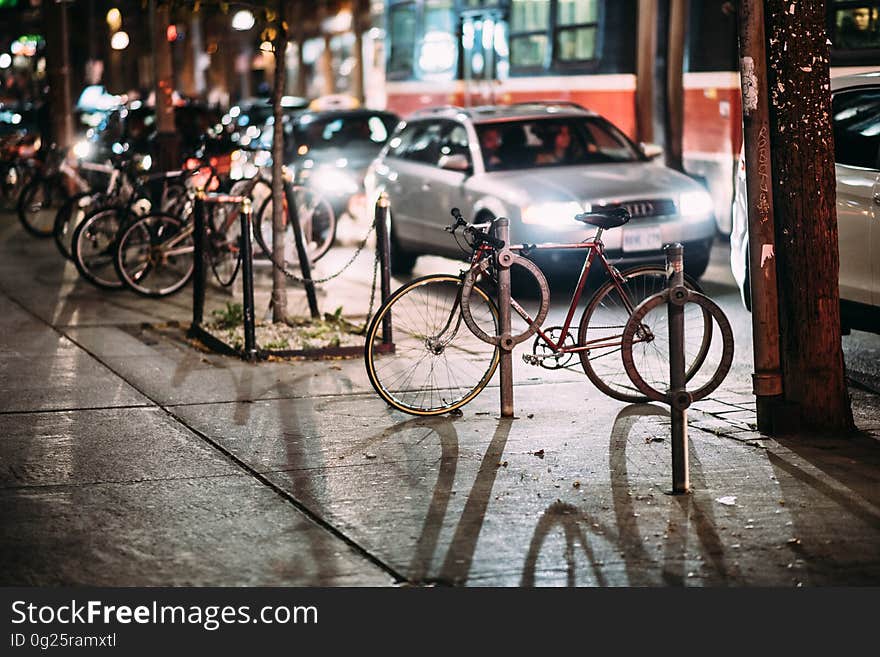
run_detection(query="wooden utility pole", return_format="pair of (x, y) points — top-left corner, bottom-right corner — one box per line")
(635, 0), (657, 144)
(736, 0), (784, 434)
(665, 0), (686, 171)
(764, 0), (854, 433)
(43, 0), (74, 149)
(270, 0), (289, 322)
(151, 0), (179, 170)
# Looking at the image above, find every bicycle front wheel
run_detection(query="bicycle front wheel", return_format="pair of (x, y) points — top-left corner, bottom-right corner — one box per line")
(365, 274), (500, 416)
(18, 176), (68, 237)
(577, 265), (711, 403)
(115, 213), (194, 297)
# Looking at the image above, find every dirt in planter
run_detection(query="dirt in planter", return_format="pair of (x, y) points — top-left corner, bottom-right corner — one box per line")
(204, 302), (365, 352)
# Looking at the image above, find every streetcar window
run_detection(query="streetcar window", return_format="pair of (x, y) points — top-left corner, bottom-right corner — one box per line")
(510, 0), (551, 68)
(832, 88), (880, 170)
(388, 3), (417, 78)
(417, 0), (457, 79)
(555, 0), (599, 62)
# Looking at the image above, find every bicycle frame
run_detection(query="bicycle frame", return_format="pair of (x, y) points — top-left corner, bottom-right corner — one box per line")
(463, 225), (646, 355)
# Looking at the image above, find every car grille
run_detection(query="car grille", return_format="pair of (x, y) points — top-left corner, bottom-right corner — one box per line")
(591, 199), (676, 219)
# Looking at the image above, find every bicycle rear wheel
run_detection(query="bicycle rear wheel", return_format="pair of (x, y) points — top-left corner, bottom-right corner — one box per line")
(365, 274), (500, 416)
(253, 185), (336, 265)
(71, 206), (126, 289)
(577, 265), (711, 403)
(115, 213), (194, 297)
(17, 176), (68, 237)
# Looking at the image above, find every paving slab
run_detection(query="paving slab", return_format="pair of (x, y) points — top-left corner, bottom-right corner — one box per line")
(0, 476), (393, 586)
(0, 407), (240, 488)
(0, 300), (149, 413)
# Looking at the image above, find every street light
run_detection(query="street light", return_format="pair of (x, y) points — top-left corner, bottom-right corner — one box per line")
(0, 53), (11, 69)
(106, 8), (122, 32)
(231, 10), (255, 31)
(110, 31), (129, 50)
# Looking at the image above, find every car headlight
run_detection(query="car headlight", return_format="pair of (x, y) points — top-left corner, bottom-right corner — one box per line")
(309, 167), (359, 195)
(521, 201), (583, 226)
(72, 139), (92, 159)
(679, 190), (714, 217)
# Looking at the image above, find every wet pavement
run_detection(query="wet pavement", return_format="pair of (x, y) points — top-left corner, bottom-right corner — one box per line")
(1, 211), (879, 586)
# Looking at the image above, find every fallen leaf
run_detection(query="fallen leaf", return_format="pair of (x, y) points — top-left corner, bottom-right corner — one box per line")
(532, 449), (545, 459)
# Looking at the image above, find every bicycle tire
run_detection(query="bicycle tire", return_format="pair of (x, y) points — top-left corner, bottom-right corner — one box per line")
(2, 162), (31, 211)
(577, 265), (711, 403)
(621, 289), (734, 403)
(253, 185), (336, 265)
(365, 274), (500, 416)
(54, 191), (99, 260)
(17, 176), (68, 237)
(115, 212), (195, 297)
(71, 205), (127, 289)
(208, 202), (242, 287)
(459, 254), (550, 347)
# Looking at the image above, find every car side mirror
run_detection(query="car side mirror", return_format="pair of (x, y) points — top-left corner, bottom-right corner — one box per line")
(438, 153), (471, 173)
(640, 142), (664, 160)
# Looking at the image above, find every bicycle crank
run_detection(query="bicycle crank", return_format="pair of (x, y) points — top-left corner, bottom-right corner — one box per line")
(525, 326), (577, 369)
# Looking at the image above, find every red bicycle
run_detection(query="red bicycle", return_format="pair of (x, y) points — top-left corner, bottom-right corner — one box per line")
(365, 207), (731, 416)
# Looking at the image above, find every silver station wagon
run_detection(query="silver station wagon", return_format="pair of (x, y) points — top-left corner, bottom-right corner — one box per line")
(365, 103), (717, 278)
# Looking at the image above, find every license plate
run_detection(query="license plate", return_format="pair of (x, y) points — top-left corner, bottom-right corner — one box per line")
(622, 226), (663, 252)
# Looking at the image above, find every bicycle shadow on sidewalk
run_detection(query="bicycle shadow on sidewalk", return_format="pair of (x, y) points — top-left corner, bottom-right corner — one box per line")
(520, 403), (733, 586)
(334, 414), (513, 585)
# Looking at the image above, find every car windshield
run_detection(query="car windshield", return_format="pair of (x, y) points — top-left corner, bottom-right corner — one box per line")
(293, 114), (396, 151)
(475, 117), (641, 171)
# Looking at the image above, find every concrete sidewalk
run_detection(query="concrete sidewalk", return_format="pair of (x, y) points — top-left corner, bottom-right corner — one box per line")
(1, 213), (879, 587)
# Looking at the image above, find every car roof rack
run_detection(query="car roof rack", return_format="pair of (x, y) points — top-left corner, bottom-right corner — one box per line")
(507, 100), (590, 111)
(407, 105), (472, 119)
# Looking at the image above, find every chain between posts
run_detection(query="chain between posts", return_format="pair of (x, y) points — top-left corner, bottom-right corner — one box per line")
(257, 211), (378, 286)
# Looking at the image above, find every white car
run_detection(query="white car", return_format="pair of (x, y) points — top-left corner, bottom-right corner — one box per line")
(731, 72), (880, 333)
(367, 103), (717, 278)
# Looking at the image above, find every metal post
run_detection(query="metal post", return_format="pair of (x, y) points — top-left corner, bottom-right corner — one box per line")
(666, 243), (690, 494)
(737, 0), (784, 433)
(239, 198), (258, 361)
(495, 218), (514, 418)
(190, 194), (208, 330)
(375, 193), (393, 346)
(285, 180), (321, 319)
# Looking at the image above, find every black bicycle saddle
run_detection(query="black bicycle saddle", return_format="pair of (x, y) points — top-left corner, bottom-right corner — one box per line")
(574, 207), (631, 229)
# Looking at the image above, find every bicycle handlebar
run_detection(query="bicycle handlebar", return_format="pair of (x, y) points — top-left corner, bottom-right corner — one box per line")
(445, 207), (505, 249)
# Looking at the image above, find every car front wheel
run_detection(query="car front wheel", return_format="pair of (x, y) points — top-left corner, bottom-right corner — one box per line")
(684, 245), (711, 280)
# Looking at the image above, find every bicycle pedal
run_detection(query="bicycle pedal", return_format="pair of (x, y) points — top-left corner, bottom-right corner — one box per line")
(521, 354), (540, 366)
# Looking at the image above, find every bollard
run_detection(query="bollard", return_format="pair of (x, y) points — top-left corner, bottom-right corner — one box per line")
(191, 191), (208, 329)
(239, 197), (259, 361)
(284, 179), (320, 319)
(495, 218), (514, 418)
(665, 243), (690, 493)
(375, 193), (393, 346)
